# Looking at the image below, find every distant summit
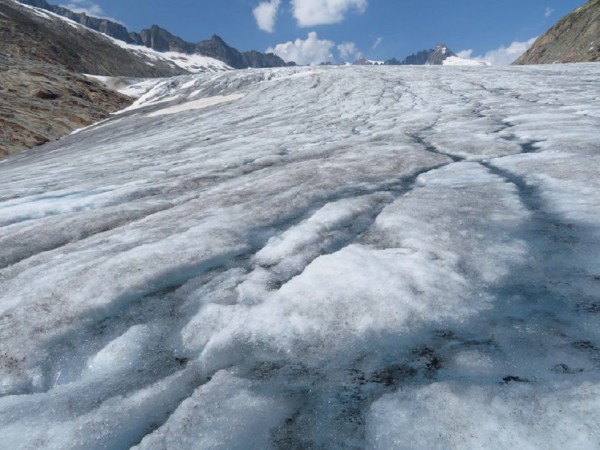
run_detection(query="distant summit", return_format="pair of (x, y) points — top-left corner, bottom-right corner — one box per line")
(514, 0), (600, 64)
(16, 0), (287, 68)
(355, 44), (484, 66)
(388, 44), (457, 65)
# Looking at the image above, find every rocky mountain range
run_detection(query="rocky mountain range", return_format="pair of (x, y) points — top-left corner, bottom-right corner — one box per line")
(391, 44), (457, 65)
(17, 0), (287, 69)
(514, 0), (600, 64)
(355, 44), (459, 66)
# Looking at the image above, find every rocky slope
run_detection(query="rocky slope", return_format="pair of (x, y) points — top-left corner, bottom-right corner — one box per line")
(15, 0), (135, 42)
(514, 0), (600, 64)
(0, 53), (131, 157)
(0, 0), (146, 155)
(17, 0), (287, 68)
(2, 0), (187, 77)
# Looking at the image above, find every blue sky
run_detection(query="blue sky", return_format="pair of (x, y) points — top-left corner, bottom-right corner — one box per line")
(61, 0), (585, 65)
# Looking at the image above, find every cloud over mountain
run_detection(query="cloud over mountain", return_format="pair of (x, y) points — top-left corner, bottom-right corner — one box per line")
(59, 0), (119, 22)
(267, 31), (335, 65)
(337, 41), (362, 61)
(292, 0), (367, 27)
(458, 37), (537, 65)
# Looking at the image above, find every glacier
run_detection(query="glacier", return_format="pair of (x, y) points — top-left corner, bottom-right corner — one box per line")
(0, 64), (599, 449)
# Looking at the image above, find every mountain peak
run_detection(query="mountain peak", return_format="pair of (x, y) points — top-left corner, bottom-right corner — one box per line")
(211, 34), (226, 43)
(373, 44), (457, 66)
(429, 44), (456, 64)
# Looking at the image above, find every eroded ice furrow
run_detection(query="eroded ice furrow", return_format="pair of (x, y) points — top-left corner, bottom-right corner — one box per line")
(1, 64), (599, 449)
(181, 162), (533, 449)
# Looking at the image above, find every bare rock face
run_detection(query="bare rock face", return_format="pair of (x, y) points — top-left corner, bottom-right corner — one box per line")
(0, 0), (151, 156)
(514, 0), (600, 64)
(29, 87), (60, 100)
(0, 54), (132, 157)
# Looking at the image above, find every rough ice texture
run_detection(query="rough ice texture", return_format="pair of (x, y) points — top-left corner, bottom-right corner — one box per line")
(1, 64), (599, 449)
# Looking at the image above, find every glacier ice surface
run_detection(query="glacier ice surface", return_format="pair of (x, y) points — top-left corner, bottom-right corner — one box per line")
(1, 64), (599, 449)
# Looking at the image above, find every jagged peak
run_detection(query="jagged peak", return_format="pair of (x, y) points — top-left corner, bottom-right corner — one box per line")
(210, 34), (227, 44)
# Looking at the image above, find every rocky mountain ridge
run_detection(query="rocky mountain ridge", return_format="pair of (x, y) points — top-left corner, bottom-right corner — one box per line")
(16, 0), (287, 68)
(514, 0), (600, 64)
(355, 44), (458, 66)
(3, 0), (187, 77)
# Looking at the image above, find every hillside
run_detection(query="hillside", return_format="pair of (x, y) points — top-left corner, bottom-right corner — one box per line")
(1, 64), (599, 448)
(514, 0), (600, 64)
(0, 53), (132, 156)
(1, 0), (188, 77)
(17, 0), (288, 69)
(0, 0), (233, 155)
(0, 0), (143, 155)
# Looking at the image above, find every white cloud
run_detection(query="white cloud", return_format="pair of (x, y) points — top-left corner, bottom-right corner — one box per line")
(458, 37), (537, 66)
(456, 49), (473, 59)
(372, 37), (383, 50)
(267, 32), (335, 65)
(337, 42), (362, 61)
(292, 0), (368, 27)
(60, 0), (120, 22)
(253, 0), (281, 33)
(545, 7), (554, 18)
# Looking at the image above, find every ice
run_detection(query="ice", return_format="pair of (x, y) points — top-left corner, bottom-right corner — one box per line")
(134, 371), (291, 450)
(366, 381), (600, 449)
(1, 64), (599, 448)
(147, 94), (247, 117)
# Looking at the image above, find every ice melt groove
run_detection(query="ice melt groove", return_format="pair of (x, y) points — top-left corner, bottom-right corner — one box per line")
(1, 65), (599, 449)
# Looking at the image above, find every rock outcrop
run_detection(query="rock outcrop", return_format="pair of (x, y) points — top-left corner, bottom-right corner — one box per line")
(514, 0), (600, 64)
(0, 0), (138, 156)
(0, 54), (131, 157)
(195, 35), (286, 69)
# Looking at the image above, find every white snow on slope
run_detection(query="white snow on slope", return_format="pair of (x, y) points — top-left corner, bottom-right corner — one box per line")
(82, 75), (163, 99)
(146, 94), (246, 117)
(1, 64), (600, 449)
(443, 55), (491, 66)
(108, 37), (231, 74)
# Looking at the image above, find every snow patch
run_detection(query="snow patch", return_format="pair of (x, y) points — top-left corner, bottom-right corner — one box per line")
(147, 94), (246, 117)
